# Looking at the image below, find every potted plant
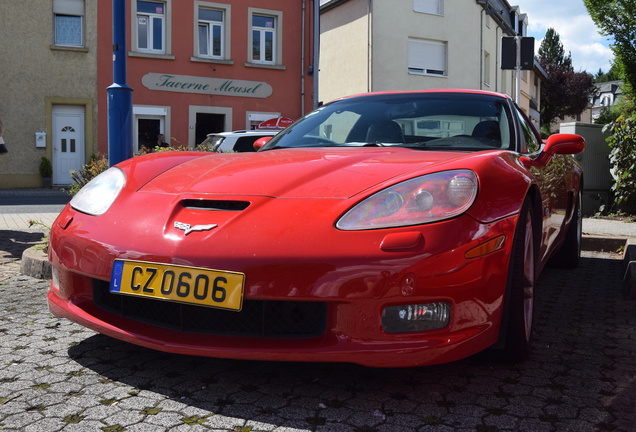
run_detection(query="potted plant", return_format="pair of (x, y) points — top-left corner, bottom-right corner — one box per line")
(39, 156), (53, 188)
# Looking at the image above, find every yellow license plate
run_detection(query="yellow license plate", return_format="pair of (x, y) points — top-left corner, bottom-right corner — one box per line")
(109, 259), (244, 311)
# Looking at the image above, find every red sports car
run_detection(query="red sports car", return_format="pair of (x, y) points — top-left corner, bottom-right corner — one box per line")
(48, 90), (585, 367)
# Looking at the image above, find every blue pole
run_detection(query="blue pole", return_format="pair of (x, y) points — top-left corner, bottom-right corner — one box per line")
(107, 0), (133, 166)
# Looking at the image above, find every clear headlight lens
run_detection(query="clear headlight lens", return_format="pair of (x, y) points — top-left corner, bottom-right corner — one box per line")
(70, 167), (126, 215)
(337, 170), (478, 230)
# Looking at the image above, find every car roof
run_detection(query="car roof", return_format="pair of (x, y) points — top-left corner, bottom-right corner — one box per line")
(206, 130), (279, 138)
(335, 88), (512, 102)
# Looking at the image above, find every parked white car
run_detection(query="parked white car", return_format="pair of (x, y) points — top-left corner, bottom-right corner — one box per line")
(200, 130), (279, 153)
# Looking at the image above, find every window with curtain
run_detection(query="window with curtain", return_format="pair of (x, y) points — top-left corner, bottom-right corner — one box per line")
(54, 0), (84, 47)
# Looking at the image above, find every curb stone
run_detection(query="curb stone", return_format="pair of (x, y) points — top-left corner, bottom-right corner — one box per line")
(20, 246), (51, 280)
(623, 238), (636, 300)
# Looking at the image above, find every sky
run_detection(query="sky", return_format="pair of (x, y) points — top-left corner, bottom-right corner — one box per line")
(511, 0), (614, 74)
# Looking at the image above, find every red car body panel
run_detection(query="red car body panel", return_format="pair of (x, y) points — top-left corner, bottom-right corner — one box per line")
(47, 90), (584, 367)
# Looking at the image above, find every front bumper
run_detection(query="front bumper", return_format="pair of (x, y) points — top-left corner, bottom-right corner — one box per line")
(48, 204), (517, 367)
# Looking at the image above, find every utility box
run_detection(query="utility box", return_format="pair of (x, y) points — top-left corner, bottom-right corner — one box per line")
(559, 122), (613, 216)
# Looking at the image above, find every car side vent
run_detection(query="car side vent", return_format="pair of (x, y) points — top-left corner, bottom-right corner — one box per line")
(182, 199), (250, 211)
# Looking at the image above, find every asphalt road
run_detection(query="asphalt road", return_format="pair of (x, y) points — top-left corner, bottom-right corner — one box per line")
(0, 189), (70, 215)
(0, 230), (634, 431)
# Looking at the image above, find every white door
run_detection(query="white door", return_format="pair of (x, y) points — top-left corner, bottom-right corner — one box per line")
(52, 106), (84, 185)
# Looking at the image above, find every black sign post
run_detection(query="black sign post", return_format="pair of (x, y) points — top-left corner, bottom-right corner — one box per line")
(501, 36), (535, 102)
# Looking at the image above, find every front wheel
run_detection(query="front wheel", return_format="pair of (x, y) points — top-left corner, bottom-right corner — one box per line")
(502, 199), (536, 362)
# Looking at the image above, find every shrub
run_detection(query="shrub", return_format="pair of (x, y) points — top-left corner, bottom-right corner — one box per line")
(39, 156), (53, 177)
(603, 103), (636, 214)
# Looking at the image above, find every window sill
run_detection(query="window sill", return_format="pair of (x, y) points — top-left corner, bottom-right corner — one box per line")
(128, 51), (176, 60)
(50, 45), (88, 53)
(244, 62), (286, 71)
(190, 57), (234, 65)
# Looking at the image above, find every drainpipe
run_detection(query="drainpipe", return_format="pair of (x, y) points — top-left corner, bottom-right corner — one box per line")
(479, 9), (484, 90)
(367, 0), (372, 92)
(107, 0), (133, 166)
(301, 0), (306, 116)
(313, 0), (320, 108)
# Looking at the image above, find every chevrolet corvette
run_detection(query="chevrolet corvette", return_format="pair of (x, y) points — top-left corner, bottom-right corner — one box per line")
(48, 90), (585, 367)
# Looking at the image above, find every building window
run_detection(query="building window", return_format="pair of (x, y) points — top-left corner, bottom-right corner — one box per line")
(136, 0), (165, 53)
(252, 15), (275, 63)
(408, 38), (447, 76)
(54, 0), (84, 47)
(413, 0), (443, 15)
(248, 9), (282, 66)
(198, 7), (224, 58)
(484, 51), (491, 86)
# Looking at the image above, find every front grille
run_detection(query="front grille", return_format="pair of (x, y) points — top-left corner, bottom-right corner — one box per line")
(93, 280), (327, 338)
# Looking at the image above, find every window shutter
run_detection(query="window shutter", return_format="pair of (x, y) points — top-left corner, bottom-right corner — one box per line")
(414, 0), (442, 15)
(53, 0), (84, 16)
(409, 39), (445, 73)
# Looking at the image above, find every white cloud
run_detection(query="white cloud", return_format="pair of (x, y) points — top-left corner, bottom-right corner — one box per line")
(512, 0), (614, 73)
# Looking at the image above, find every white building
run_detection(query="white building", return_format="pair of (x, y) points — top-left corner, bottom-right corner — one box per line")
(319, 0), (544, 125)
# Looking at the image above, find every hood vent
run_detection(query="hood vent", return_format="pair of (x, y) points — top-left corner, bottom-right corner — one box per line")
(182, 199), (250, 211)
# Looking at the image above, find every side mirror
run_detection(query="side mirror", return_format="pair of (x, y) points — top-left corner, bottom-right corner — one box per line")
(521, 133), (585, 168)
(543, 133), (586, 156)
(253, 136), (272, 151)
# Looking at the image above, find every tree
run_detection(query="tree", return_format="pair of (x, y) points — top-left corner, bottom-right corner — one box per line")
(584, 0), (636, 98)
(537, 29), (597, 129)
(594, 63), (621, 83)
(538, 28), (573, 71)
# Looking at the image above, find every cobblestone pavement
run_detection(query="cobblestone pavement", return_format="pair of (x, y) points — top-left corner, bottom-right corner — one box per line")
(1, 231), (635, 431)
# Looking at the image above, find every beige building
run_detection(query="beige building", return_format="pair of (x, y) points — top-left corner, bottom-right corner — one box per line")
(0, 0), (98, 189)
(319, 0), (543, 126)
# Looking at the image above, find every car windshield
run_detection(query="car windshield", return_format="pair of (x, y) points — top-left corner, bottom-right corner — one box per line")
(261, 92), (514, 152)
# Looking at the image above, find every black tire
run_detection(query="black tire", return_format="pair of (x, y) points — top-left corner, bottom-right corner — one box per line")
(502, 198), (536, 363)
(549, 189), (582, 268)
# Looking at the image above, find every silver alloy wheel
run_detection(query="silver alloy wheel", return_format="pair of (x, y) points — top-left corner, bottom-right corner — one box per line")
(522, 210), (535, 342)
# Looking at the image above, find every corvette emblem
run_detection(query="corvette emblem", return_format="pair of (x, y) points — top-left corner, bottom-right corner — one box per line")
(174, 221), (218, 235)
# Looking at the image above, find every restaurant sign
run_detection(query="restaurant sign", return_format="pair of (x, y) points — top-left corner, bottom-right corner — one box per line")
(141, 73), (272, 98)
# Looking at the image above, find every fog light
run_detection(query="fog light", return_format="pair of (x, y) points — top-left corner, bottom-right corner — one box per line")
(382, 302), (450, 333)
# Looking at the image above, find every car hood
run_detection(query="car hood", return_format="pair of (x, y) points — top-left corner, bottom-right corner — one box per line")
(139, 148), (474, 199)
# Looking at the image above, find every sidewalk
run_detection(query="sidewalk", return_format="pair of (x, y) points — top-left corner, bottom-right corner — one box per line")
(0, 187), (69, 230)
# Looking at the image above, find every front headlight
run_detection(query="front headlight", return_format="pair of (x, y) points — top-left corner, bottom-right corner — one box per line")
(70, 167), (126, 215)
(337, 170), (478, 230)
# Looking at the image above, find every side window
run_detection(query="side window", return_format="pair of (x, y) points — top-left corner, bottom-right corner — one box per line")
(53, 0), (84, 47)
(248, 8), (282, 66)
(515, 107), (540, 153)
(136, 1), (166, 53)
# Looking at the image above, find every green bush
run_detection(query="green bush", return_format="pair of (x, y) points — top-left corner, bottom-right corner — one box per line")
(39, 156), (53, 177)
(604, 104), (636, 215)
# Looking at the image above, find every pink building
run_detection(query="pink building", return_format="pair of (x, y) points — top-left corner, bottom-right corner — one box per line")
(97, 0), (317, 153)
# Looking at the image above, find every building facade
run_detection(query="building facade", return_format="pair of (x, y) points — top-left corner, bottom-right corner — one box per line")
(319, 0), (543, 126)
(0, 0), (317, 189)
(0, 0), (99, 188)
(97, 0), (317, 155)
